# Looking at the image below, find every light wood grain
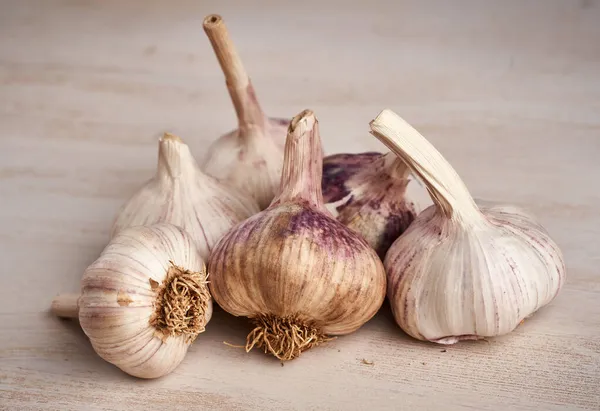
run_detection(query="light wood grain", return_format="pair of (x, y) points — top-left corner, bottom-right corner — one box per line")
(1, 0), (599, 410)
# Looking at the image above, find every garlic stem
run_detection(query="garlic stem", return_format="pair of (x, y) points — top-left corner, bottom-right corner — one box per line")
(51, 293), (80, 319)
(203, 14), (265, 131)
(272, 110), (324, 209)
(370, 109), (480, 224)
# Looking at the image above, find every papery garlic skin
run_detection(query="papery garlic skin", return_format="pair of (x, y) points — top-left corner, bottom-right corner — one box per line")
(111, 133), (259, 260)
(370, 109), (566, 344)
(79, 223), (212, 378)
(202, 14), (289, 209)
(208, 110), (387, 360)
(202, 117), (289, 210)
(322, 151), (419, 258)
(385, 203), (565, 343)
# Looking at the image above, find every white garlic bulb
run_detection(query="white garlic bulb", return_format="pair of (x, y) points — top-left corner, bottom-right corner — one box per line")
(51, 223), (212, 379)
(202, 14), (289, 210)
(111, 132), (259, 260)
(369, 109), (566, 344)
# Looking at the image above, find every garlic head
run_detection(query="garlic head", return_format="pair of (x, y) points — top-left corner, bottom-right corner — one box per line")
(369, 109), (566, 344)
(208, 110), (387, 361)
(111, 132), (259, 260)
(52, 223), (212, 378)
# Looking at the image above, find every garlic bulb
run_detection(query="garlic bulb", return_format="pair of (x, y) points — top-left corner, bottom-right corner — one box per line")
(111, 132), (259, 260)
(369, 109), (566, 344)
(51, 223), (212, 379)
(208, 109), (387, 361)
(202, 14), (289, 210)
(322, 151), (419, 258)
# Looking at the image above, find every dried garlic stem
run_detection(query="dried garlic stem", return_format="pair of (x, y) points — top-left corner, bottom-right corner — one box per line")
(203, 14), (265, 131)
(272, 110), (325, 209)
(370, 110), (480, 223)
(51, 294), (80, 319)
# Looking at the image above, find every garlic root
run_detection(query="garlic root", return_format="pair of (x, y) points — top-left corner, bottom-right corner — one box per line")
(202, 14), (289, 210)
(369, 109), (566, 343)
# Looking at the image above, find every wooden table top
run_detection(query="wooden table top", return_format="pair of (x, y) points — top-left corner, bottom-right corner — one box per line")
(1, 1), (598, 410)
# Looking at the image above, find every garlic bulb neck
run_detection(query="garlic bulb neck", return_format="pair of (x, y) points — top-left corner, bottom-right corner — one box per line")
(272, 110), (325, 210)
(149, 262), (211, 343)
(157, 133), (200, 180)
(203, 14), (266, 133)
(370, 110), (480, 225)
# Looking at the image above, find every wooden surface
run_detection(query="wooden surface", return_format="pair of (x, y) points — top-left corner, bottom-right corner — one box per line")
(1, 0), (599, 410)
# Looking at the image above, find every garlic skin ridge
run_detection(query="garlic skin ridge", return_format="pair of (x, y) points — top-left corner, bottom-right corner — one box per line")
(322, 151), (420, 258)
(208, 110), (387, 360)
(202, 14), (289, 210)
(52, 223), (212, 379)
(111, 132), (260, 260)
(370, 109), (566, 344)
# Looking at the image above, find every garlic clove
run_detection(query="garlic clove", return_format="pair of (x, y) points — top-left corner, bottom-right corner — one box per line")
(51, 223), (212, 379)
(201, 14), (289, 210)
(208, 109), (387, 361)
(111, 132), (259, 260)
(369, 109), (566, 344)
(322, 151), (420, 258)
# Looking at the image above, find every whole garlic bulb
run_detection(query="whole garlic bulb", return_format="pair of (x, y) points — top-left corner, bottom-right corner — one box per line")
(202, 14), (289, 210)
(322, 151), (419, 258)
(51, 223), (212, 379)
(369, 109), (566, 344)
(208, 110), (387, 361)
(111, 132), (259, 260)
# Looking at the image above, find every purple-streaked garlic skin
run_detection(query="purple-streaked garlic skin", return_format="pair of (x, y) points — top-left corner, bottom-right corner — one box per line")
(322, 152), (419, 258)
(322, 152), (381, 203)
(208, 110), (387, 359)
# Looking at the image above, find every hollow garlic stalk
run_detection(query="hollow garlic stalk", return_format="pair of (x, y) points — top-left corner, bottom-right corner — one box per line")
(369, 109), (566, 344)
(208, 110), (387, 361)
(51, 224), (212, 379)
(111, 132), (259, 260)
(201, 14), (289, 210)
(322, 151), (419, 258)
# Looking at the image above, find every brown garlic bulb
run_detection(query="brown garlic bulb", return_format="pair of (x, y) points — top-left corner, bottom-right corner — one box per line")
(208, 110), (387, 361)
(322, 151), (419, 258)
(201, 14), (289, 210)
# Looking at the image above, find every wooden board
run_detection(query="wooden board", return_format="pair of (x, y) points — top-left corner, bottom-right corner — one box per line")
(1, 0), (599, 409)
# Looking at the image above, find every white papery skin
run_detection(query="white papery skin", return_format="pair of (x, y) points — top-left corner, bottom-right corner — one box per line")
(370, 109), (566, 344)
(79, 224), (213, 378)
(111, 133), (260, 260)
(202, 118), (289, 210)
